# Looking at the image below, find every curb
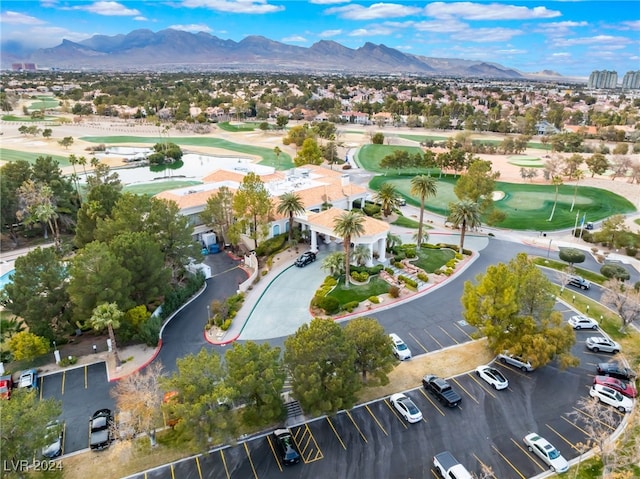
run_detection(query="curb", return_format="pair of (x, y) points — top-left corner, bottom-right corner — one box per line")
(108, 339), (163, 382)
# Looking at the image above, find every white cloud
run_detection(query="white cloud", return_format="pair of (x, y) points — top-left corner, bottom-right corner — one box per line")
(425, 2), (561, 20)
(536, 20), (588, 35)
(496, 48), (526, 55)
(412, 19), (467, 33)
(310, 0), (349, 4)
(348, 25), (395, 36)
(551, 52), (571, 58)
(619, 20), (640, 30)
(1, 11), (47, 25)
(326, 3), (421, 20)
(134, 16), (148, 21)
(181, 0), (284, 14)
(169, 24), (213, 33)
(3, 25), (93, 49)
(556, 34), (632, 47)
(73, 1), (141, 16)
(394, 44), (412, 51)
(318, 29), (342, 37)
(450, 27), (523, 43)
(282, 35), (307, 42)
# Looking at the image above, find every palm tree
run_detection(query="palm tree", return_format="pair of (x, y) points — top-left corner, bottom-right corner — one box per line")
(333, 210), (365, 288)
(449, 200), (481, 253)
(375, 183), (399, 217)
(570, 170), (584, 212)
(410, 175), (437, 246)
(276, 192), (305, 243)
(412, 230), (429, 245)
(386, 232), (402, 250)
(68, 154), (81, 199)
(322, 252), (345, 276)
(352, 244), (371, 266)
(273, 146), (282, 169)
(548, 175), (563, 221)
(89, 302), (124, 366)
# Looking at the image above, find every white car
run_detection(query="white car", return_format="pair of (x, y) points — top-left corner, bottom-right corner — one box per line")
(568, 315), (598, 330)
(523, 433), (569, 473)
(389, 333), (411, 360)
(475, 365), (508, 390)
(589, 384), (633, 413)
(586, 336), (621, 354)
(497, 352), (534, 372)
(389, 393), (423, 423)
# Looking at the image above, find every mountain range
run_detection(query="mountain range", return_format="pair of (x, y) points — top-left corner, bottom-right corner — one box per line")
(5, 28), (562, 79)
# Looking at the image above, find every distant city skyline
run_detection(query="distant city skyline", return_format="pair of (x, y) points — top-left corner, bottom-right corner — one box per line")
(1, 1), (638, 77)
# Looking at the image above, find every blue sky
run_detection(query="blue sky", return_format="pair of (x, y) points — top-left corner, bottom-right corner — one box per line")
(1, 1), (639, 77)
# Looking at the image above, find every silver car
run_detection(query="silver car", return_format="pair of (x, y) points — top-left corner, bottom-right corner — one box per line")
(497, 352), (535, 372)
(586, 336), (621, 354)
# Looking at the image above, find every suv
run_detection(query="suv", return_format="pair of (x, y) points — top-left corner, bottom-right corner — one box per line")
(294, 251), (316, 267)
(597, 361), (636, 381)
(567, 275), (590, 290)
(389, 333), (411, 360)
(18, 369), (38, 390)
(273, 428), (300, 465)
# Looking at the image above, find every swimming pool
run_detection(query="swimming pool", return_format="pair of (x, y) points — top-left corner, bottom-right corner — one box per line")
(0, 269), (14, 291)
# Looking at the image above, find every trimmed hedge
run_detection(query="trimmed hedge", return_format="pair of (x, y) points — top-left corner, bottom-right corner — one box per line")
(369, 295), (380, 304)
(398, 275), (418, 289)
(317, 296), (340, 314)
(600, 264), (631, 281)
(342, 300), (360, 312)
(255, 233), (288, 256)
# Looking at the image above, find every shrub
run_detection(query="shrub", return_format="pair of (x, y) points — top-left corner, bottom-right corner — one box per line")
(394, 261), (404, 269)
(342, 301), (360, 313)
(600, 264), (631, 281)
(398, 275), (417, 289)
(445, 267), (454, 276)
(372, 132), (384, 144)
(559, 247), (586, 265)
(417, 272), (428, 282)
(59, 355), (78, 367)
(255, 233), (287, 257)
(625, 246), (637, 257)
(384, 267), (394, 275)
(221, 319), (232, 331)
(369, 295), (380, 304)
(350, 271), (369, 282)
(136, 315), (162, 346)
(389, 285), (400, 298)
(363, 204), (381, 216)
(161, 271), (206, 320)
(317, 296), (340, 314)
(455, 253), (463, 260)
(403, 246), (417, 258)
(446, 259), (457, 269)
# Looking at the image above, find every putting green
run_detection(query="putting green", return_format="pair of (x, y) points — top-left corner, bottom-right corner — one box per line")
(0, 148), (70, 166)
(507, 156), (544, 167)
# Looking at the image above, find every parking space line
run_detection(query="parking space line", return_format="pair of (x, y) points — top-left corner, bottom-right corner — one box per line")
(449, 377), (480, 404)
(491, 444), (527, 479)
(266, 435), (284, 471)
(572, 406), (617, 430)
(84, 365), (88, 389)
(418, 388), (444, 416)
(545, 423), (580, 452)
(219, 449), (231, 479)
(39, 378), (44, 400)
(326, 417), (348, 449)
(365, 405), (389, 436)
(346, 410), (368, 443)
(453, 322), (474, 340)
(170, 463), (175, 479)
(495, 363), (532, 380)
(560, 415), (590, 436)
(383, 399), (408, 428)
(424, 330), (444, 349)
(510, 437), (545, 472)
(438, 326), (459, 345)
(467, 373), (497, 399)
(473, 453), (499, 479)
(292, 424), (324, 463)
(61, 371), (65, 395)
(195, 456), (203, 479)
(408, 332), (429, 353)
(244, 442), (259, 479)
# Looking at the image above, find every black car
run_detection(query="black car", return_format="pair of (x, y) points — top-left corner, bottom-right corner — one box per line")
(273, 428), (300, 465)
(597, 361), (636, 381)
(89, 409), (113, 451)
(295, 251), (316, 267)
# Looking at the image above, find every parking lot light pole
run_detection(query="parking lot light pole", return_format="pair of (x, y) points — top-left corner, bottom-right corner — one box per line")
(547, 239), (552, 258)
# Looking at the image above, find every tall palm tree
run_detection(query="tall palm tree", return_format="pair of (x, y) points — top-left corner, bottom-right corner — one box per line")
(89, 302), (123, 366)
(548, 175), (563, 221)
(410, 175), (437, 246)
(375, 183), (399, 217)
(276, 192), (305, 243)
(449, 200), (481, 253)
(333, 210), (365, 288)
(570, 170), (584, 212)
(273, 146), (282, 169)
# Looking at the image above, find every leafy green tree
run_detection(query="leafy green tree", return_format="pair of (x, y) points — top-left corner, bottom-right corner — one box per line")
(0, 247), (71, 340)
(585, 153), (609, 177)
(273, 146), (282, 168)
(380, 150), (410, 174)
(232, 172), (272, 249)
(454, 159), (503, 224)
(448, 200), (481, 252)
(276, 115), (289, 129)
(276, 192), (305, 243)
(89, 302), (124, 365)
(311, 121), (337, 139)
(333, 210), (365, 288)
(596, 214), (628, 248)
(558, 248), (586, 267)
(283, 124), (311, 148)
(68, 242), (134, 322)
(284, 318), (360, 416)
(461, 253), (576, 368)
(0, 160), (32, 245)
(16, 181), (60, 248)
(200, 186), (235, 245)
(42, 128), (52, 139)
(372, 132), (384, 144)
(225, 342), (286, 428)
(343, 317), (394, 385)
(375, 183), (400, 217)
(410, 175), (437, 246)
(161, 348), (236, 447)
(294, 137), (323, 166)
(58, 136), (74, 149)
(8, 331), (50, 361)
(1, 389), (62, 477)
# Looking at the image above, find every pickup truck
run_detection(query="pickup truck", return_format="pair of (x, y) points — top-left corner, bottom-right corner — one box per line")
(433, 451), (473, 479)
(422, 374), (462, 407)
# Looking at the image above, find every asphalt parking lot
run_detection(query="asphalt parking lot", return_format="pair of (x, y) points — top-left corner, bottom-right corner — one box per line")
(124, 325), (627, 479)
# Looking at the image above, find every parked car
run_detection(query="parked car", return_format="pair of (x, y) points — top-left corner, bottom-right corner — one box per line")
(389, 393), (423, 423)
(0, 375), (13, 399)
(586, 336), (621, 354)
(422, 374), (462, 408)
(475, 365), (509, 390)
(597, 362), (637, 381)
(389, 333), (411, 360)
(589, 384), (633, 413)
(272, 428), (300, 465)
(523, 433), (569, 473)
(294, 251), (316, 267)
(593, 375), (637, 398)
(497, 352), (535, 372)
(42, 421), (64, 458)
(568, 315), (598, 330)
(18, 369), (38, 390)
(567, 275), (590, 290)
(396, 197), (406, 206)
(89, 409), (113, 451)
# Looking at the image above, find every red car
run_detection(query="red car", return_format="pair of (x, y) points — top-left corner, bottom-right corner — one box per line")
(0, 375), (13, 400)
(593, 375), (637, 398)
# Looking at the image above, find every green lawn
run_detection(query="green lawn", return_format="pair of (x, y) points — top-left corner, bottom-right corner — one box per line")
(369, 175), (636, 231)
(2, 115), (60, 122)
(410, 248), (456, 273)
(356, 144), (439, 175)
(396, 134), (448, 143)
(217, 122), (257, 132)
(0, 148), (71, 166)
(123, 180), (201, 196)
(28, 100), (60, 110)
(507, 156), (544, 167)
(79, 135), (293, 170)
(391, 216), (423, 229)
(327, 276), (390, 303)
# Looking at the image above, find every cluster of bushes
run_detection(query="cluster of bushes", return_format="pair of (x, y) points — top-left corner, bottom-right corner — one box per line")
(389, 244), (418, 261)
(575, 228), (639, 258)
(389, 285), (400, 298)
(417, 272), (429, 282)
(255, 233), (288, 257)
(161, 271), (206, 320)
(350, 271), (370, 282)
(207, 292), (245, 331)
(351, 264), (384, 275)
(600, 264), (631, 281)
(435, 267), (455, 276)
(312, 277), (340, 314)
(118, 304), (163, 347)
(342, 301), (360, 313)
(398, 275), (418, 290)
